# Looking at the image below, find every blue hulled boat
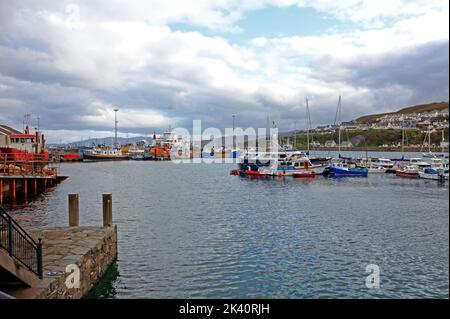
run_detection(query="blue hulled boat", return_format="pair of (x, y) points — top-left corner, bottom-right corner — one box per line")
(327, 164), (368, 177)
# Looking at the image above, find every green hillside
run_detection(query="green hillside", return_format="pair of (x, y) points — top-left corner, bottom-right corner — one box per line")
(284, 128), (449, 150)
(355, 101), (449, 123)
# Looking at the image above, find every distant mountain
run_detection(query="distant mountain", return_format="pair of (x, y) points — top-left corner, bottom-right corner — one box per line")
(355, 101), (449, 123)
(49, 136), (152, 147)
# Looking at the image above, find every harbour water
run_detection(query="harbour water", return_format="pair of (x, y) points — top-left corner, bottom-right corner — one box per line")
(8, 151), (449, 299)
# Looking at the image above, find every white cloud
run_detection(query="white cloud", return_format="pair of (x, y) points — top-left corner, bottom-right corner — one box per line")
(0, 1), (448, 141)
(80, 101), (173, 129)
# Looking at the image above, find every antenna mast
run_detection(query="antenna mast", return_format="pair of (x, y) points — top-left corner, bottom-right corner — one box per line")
(23, 114), (30, 132)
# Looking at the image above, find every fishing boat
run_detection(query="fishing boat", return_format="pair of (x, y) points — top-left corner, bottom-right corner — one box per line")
(396, 165), (419, 178)
(419, 168), (445, 181)
(83, 146), (130, 161)
(83, 109), (131, 161)
(327, 162), (368, 177)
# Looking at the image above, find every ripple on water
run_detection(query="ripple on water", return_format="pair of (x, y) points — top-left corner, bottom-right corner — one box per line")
(9, 158), (449, 299)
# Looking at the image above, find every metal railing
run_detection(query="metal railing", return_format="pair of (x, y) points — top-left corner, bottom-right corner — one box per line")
(0, 205), (43, 279)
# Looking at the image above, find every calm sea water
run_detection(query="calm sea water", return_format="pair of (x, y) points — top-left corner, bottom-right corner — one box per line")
(9, 151), (449, 298)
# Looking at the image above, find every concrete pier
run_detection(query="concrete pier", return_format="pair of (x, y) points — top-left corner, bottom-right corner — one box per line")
(0, 193), (118, 299)
(2, 226), (117, 299)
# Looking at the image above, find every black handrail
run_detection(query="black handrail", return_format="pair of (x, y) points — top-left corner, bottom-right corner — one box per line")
(0, 205), (43, 279)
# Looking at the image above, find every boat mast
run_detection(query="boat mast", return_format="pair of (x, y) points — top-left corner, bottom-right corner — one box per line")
(294, 121), (297, 150)
(401, 119), (405, 154)
(306, 97), (310, 152)
(23, 114), (30, 133)
(428, 126), (431, 153)
(113, 109), (119, 148)
(266, 115), (270, 153)
(442, 129), (445, 153)
(337, 96), (342, 154)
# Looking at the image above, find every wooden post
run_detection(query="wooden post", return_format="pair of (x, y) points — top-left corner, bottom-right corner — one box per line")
(32, 179), (38, 195)
(0, 179), (3, 204)
(23, 179), (28, 199)
(9, 179), (16, 201)
(102, 194), (112, 227)
(68, 194), (79, 227)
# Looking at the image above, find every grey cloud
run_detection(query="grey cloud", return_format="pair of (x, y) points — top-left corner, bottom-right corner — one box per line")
(0, 2), (448, 141)
(310, 40), (449, 122)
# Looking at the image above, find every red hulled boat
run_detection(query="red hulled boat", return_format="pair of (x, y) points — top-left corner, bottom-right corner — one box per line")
(292, 171), (316, 178)
(396, 165), (419, 178)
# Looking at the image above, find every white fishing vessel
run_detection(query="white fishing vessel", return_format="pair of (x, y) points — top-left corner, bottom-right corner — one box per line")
(83, 146), (130, 161)
(83, 110), (130, 161)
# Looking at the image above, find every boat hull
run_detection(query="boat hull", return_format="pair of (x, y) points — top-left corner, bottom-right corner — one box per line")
(0, 147), (49, 162)
(328, 166), (368, 177)
(419, 168), (446, 181)
(367, 167), (387, 173)
(419, 172), (442, 180)
(396, 171), (419, 178)
(83, 154), (131, 161)
(292, 172), (316, 178)
(242, 170), (270, 177)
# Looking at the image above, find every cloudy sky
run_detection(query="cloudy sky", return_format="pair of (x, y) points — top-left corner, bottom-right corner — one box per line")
(0, 0), (448, 142)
